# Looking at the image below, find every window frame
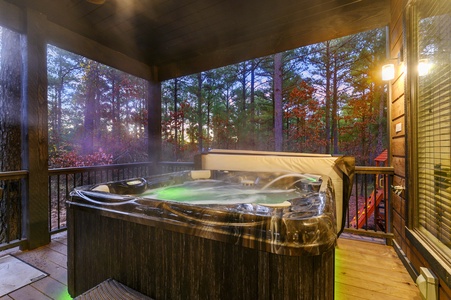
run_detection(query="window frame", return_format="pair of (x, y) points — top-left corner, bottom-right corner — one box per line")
(406, 0), (451, 288)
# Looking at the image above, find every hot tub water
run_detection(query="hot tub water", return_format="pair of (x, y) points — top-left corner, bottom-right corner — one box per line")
(133, 171), (324, 207)
(140, 179), (302, 206)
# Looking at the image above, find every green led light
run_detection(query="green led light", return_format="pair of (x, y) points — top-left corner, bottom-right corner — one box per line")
(141, 181), (300, 205)
(58, 289), (73, 300)
(157, 186), (204, 201)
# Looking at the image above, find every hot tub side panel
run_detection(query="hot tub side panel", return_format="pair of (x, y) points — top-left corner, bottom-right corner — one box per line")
(68, 205), (335, 299)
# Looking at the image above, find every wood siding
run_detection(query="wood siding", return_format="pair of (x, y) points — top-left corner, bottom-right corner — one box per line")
(389, 0), (451, 298)
(389, 0), (408, 256)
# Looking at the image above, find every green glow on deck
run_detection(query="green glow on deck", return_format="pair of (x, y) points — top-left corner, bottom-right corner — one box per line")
(58, 289), (73, 299)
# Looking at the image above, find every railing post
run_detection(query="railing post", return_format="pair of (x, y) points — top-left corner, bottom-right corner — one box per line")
(386, 173), (394, 246)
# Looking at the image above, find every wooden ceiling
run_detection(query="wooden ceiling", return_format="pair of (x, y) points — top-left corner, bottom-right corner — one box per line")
(8, 0), (390, 81)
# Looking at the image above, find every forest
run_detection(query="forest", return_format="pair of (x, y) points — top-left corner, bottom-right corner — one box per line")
(1, 26), (388, 169)
(160, 28), (388, 164)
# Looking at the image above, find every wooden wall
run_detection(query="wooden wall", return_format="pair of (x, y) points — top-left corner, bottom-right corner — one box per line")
(389, 0), (407, 257)
(389, 0), (451, 298)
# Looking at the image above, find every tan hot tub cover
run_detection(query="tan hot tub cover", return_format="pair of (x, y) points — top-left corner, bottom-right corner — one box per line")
(196, 149), (355, 235)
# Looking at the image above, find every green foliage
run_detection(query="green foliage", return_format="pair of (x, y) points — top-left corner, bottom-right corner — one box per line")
(47, 46), (148, 167)
(43, 27), (388, 167)
(161, 28), (388, 164)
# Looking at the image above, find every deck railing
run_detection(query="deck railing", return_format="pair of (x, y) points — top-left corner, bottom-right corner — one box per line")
(343, 166), (395, 244)
(0, 162), (395, 251)
(47, 161), (195, 233)
(0, 170), (29, 251)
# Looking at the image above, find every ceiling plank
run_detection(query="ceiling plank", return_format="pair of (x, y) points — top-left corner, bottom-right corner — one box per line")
(5, 0), (389, 81)
(157, 0), (390, 80)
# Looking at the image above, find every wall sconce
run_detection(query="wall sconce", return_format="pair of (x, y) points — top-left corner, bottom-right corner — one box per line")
(382, 58), (430, 80)
(382, 64), (395, 81)
(382, 50), (403, 81)
(418, 59), (430, 76)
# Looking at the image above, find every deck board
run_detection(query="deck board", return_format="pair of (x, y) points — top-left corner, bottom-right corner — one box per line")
(336, 238), (420, 299)
(0, 233), (420, 299)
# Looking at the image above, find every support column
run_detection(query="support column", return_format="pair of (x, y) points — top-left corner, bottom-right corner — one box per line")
(147, 72), (162, 172)
(21, 8), (50, 249)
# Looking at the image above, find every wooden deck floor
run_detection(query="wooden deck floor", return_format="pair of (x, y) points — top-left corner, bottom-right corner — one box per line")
(0, 232), (420, 300)
(0, 232), (70, 300)
(335, 237), (421, 300)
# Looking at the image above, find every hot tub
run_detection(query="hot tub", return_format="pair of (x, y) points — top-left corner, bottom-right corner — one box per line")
(67, 150), (354, 299)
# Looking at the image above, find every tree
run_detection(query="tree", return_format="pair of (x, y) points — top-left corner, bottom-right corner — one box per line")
(81, 60), (102, 155)
(285, 81), (326, 152)
(47, 28), (389, 164)
(340, 29), (387, 164)
(0, 27), (22, 242)
(48, 47), (149, 166)
(196, 72), (203, 152)
(274, 52), (283, 151)
(47, 45), (83, 150)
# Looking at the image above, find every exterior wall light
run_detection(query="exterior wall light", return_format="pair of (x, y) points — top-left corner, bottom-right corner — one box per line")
(382, 50), (403, 81)
(382, 64), (395, 81)
(418, 59), (430, 76)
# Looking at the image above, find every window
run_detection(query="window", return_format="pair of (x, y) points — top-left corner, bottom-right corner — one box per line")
(413, 0), (451, 262)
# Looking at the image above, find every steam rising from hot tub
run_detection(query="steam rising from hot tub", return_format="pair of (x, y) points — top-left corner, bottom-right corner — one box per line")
(135, 172), (323, 207)
(261, 173), (322, 190)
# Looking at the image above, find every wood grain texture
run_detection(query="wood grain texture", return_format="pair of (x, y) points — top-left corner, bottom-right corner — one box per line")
(68, 207), (335, 299)
(22, 8), (51, 250)
(3, 0), (390, 81)
(0, 232), (421, 299)
(335, 238), (420, 300)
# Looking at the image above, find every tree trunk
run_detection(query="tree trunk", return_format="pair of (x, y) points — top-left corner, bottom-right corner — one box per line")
(324, 41), (332, 154)
(250, 60), (256, 149)
(56, 58), (64, 149)
(274, 53), (283, 151)
(197, 73), (203, 152)
(83, 61), (98, 155)
(332, 53), (339, 154)
(0, 28), (22, 242)
(239, 62), (247, 148)
(173, 78), (178, 160)
(111, 76), (118, 141)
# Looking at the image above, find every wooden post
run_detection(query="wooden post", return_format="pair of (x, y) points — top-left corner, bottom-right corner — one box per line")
(147, 74), (162, 172)
(21, 8), (50, 250)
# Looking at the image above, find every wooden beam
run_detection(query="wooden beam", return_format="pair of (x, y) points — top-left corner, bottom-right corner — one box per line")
(0, 0), (24, 33)
(21, 8), (51, 250)
(45, 20), (154, 81)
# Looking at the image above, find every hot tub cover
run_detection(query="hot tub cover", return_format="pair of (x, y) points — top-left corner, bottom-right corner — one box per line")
(197, 150), (355, 235)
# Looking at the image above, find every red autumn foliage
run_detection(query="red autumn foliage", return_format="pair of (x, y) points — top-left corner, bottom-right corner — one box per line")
(284, 81), (327, 152)
(49, 146), (113, 168)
